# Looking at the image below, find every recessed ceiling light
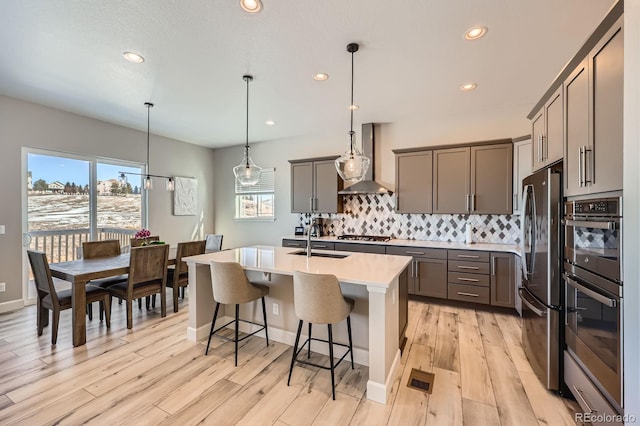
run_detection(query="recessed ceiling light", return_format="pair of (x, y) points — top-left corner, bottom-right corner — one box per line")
(265, 120), (275, 126)
(313, 73), (329, 81)
(350, 105), (359, 111)
(240, 0), (262, 13)
(460, 83), (478, 91)
(464, 26), (488, 40)
(123, 51), (144, 63)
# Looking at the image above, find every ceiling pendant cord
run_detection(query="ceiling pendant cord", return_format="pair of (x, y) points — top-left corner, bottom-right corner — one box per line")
(144, 102), (154, 190)
(349, 43), (355, 157)
(245, 75), (250, 167)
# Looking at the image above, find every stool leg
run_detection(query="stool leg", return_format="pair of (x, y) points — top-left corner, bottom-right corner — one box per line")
(347, 315), (354, 369)
(205, 302), (221, 355)
(328, 324), (336, 400)
(87, 303), (93, 321)
(261, 296), (269, 346)
(234, 304), (240, 366)
(288, 319), (303, 386)
(308, 323), (312, 358)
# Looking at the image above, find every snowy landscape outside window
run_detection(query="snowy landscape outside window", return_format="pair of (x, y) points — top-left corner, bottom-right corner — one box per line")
(235, 168), (275, 220)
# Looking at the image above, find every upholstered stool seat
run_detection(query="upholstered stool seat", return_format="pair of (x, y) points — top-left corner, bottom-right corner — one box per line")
(288, 270), (355, 400)
(205, 261), (269, 366)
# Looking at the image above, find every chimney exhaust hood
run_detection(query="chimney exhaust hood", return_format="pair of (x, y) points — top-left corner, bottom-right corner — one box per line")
(338, 123), (393, 195)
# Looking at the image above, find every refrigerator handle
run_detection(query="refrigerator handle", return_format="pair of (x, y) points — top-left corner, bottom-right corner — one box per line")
(520, 184), (535, 277)
(519, 288), (547, 317)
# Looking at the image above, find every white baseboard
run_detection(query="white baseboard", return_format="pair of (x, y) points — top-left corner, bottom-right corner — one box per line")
(191, 315), (370, 366)
(367, 349), (401, 404)
(0, 299), (24, 314)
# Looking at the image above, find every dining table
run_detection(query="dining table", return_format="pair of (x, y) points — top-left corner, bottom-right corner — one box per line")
(49, 248), (176, 347)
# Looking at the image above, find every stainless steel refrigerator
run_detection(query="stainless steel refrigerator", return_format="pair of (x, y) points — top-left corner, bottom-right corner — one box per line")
(519, 164), (563, 391)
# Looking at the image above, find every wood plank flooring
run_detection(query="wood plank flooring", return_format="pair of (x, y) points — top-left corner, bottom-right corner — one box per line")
(0, 296), (582, 425)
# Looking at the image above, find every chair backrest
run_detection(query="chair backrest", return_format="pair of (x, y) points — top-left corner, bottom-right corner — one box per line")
(209, 261), (256, 305)
(82, 240), (121, 259)
(174, 240), (206, 278)
(128, 244), (170, 288)
(292, 271), (350, 324)
(130, 236), (160, 247)
(27, 250), (59, 306)
(205, 234), (223, 252)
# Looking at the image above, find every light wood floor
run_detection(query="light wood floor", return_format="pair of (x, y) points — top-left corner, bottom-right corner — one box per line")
(0, 296), (581, 425)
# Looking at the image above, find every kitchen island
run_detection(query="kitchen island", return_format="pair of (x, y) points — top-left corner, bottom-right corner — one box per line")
(185, 245), (412, 404)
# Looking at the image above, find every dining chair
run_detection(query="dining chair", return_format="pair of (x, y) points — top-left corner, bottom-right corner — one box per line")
(288, 270), (354, 400)
(205, 234), (223, 252)
(167, 240), (206, 313)
(205, 261), (269, 366)
(27, 250), (111, 345)
(130, 236), (160, 247)
(81, 239), (126, 320)
(105, 244), (170, 329)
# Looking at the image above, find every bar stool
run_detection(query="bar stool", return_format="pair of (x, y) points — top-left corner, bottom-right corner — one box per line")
(288, 270), (354, 400)
(205, 261), (269, 366)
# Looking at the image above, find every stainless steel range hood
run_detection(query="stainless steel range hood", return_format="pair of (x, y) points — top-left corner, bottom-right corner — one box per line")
(338, 123), (393, 195)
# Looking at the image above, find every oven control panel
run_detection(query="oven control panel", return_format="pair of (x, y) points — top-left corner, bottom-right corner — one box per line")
(566, 197), (621, 217)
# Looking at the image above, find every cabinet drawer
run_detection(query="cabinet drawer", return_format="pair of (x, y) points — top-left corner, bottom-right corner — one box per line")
(386, 246), (447, 259)
(310, 242), (335, 250)
(282, 239), (307, 248)
(448, 250), (490, 262)
(448, 272), (490, 287)
(448, 260), (490, 274)
(448, 283), (490, 304)
(334, 242), (386, 254)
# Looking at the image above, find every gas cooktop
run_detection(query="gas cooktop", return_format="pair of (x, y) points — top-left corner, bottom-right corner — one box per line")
(337, 234), (392, 242)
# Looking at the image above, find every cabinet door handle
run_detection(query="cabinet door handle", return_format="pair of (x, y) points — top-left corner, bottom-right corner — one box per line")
(310, 197), (314, 211)
(287, 243), (301, 247)
(492, 257), (496, 276)
(513, 193), (518, 211)
(457, 265), (479, 270)
(457, 254), (480, 259)
(415, 261), (420, 278)
(578, 146), (584, 187)
(457, 291), (479, 297)
(405, 251), (425, 255)
(584, 146), (592, 185)
(465, 194), (469, 211)
(542, 134), (547, 161)
(314, 245), (327, 248)
(537, 135), (543, 163)
(458, 277), (479, 282)
(471, 194), (475, 211)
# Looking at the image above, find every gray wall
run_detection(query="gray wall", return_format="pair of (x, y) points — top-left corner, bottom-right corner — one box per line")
(0, 95), (216, 305)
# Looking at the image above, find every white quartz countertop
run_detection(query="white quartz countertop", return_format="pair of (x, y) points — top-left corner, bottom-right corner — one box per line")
(283, 235), (521, 256)
(185, 245), (413, 289)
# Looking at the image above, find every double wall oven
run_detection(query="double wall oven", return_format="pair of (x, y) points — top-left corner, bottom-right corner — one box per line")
(563, 197), (623, 416)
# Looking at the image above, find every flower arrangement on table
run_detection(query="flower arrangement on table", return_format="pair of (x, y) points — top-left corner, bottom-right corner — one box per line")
(132, 229), (163, 246)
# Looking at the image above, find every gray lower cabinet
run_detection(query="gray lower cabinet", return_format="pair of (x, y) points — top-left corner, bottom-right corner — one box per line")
(386, 246), (447, 298)
(490, 252), (516, 308)
(282, 239), (307, 248)
(290, 157), (343, 213)
(334, 242), (386, 254)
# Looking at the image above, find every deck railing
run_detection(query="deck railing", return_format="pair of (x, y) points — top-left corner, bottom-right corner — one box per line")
(28, 228), (137, 263)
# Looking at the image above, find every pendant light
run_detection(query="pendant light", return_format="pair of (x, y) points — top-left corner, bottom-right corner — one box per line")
(233, 74), (262, 186)
(143, 102), (154, 190)
(335, 43), (370, 184)
(118, 102), (178, 191)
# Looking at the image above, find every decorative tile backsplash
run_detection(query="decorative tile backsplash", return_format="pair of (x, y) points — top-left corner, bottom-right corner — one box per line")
(299, 194), (521, 245)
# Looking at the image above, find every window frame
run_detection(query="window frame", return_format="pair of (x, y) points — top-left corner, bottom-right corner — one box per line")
(234, 168), (275, 221)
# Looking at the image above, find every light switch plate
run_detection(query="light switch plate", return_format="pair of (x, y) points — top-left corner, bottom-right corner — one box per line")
(0, 225), (5, 234)
(0, 283), (5, 292)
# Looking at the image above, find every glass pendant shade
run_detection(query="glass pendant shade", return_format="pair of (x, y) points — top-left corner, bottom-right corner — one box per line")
(144, 175), (152, 190)
(335, 132), (370, 184)
(233, 147), (262, 186)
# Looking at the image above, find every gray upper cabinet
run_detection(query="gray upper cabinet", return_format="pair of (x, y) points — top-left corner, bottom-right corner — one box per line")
(433, 147), (470, 214)
(565, 18), (623, 196)
(433, 142), (512, 214)
(290, 157), (343, 213)
(395, 151), (433, 213)
(471, 144), (513, 214)
(532, 87), (563, 172)
(513, 137), (532, 214)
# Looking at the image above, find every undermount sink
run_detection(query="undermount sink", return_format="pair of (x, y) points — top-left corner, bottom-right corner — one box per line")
(289, 250), (350, 259)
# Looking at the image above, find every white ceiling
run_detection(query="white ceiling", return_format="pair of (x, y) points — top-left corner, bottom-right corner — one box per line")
(0, 0), (616, 149)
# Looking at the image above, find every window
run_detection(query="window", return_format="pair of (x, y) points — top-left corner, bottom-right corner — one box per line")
(235, 168), (275, 220)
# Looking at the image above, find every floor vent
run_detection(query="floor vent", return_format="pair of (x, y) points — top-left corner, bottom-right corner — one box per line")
(407, 368), (435, 394)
